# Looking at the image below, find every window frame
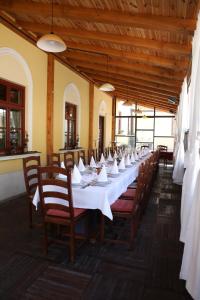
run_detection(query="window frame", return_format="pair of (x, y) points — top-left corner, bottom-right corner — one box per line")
(64, 102), (77, 149)
(0, 78), (25, 155)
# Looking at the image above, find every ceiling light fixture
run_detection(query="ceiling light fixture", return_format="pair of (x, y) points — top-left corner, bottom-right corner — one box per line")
(99, 55), (115, 92)
(37, 0), (66, 53)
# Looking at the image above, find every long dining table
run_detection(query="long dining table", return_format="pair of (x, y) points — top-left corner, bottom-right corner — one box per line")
(32, 154), (151, 220)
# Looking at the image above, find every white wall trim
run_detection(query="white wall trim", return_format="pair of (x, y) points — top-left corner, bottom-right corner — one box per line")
(0, 47), (33, 150)
(62, 83), (81, 147)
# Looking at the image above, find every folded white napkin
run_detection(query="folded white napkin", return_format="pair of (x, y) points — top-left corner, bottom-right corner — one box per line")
(72, 165), (82, 184)
(100, 153), (105, 164)
(61, 161), (65, 168)
(125, 154), (131, 166)
(78, 157), (85, 172)
(107, 151), (113, 162)
(118, 157), (125, 170)
(114, 150), (118, 159)
(111, 159), (119, 174)
(130, 152), (135, 163)
(97, 165), (108, 182)
(90, 156), (97, 168)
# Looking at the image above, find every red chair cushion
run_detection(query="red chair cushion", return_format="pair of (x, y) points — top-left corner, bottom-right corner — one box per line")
(120, 188), (136, 199)
(46, 208), (86, 219)
(111, 199), (137, 213)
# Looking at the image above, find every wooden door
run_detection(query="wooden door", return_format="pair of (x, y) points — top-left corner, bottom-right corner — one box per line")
(98, 116), (104, 156)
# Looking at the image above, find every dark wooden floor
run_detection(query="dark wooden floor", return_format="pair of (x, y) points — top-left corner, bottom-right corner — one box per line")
(0, 166), (192, 300)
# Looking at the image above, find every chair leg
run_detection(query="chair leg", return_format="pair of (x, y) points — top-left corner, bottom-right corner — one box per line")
(100, 214), (105, 242)
(44, 223), (48, 255)
(130, 218), (137, 249)
(29, 201), (33, 229)
(69, 225), (75, 263)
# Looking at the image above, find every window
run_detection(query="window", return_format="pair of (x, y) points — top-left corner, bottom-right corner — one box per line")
(65, 102), (76, 149)
(0, 78), (25, 154)
(114, 100), (175, 150)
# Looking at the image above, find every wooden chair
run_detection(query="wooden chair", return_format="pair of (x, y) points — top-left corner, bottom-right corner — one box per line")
(64, 151), (74, 169)
(88, 149), (97, 162)
(100, 179), (143, 248)
(78, 149), (86, 164)
(157, 145), (168, 167)
(47, 153), (61, 167)
(23, 156), (41, 228)
(38, 166), (88, 263)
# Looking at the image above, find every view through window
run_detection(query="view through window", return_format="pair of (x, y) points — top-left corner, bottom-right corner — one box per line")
(115, 101), (175, 151)
(0, 78), (25, 154)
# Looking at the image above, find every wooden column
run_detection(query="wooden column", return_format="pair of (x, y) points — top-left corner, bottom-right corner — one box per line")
(46, 54), (54, 155)
(111, 96), (116, 143)
(88, 82), (94, 149)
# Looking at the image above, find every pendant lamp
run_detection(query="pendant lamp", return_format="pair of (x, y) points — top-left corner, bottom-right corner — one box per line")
(99, 55), (115, 92)
(37, 0), (66, 53)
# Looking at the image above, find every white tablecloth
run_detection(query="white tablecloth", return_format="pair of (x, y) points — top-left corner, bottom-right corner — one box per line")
(33, 156), (150, 220)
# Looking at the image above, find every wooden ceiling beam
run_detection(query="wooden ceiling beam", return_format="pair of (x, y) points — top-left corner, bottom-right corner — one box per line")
(19, 21), (191, 56)
(72, 60), (181, 87)
(112, 87), (171, 104)
(88, 74), (179, 98)
(64, 52), (184, 80)
(95, 80), (178, 102)
(115, 92), (176, 110)
(63, 42), (188, 70)
(0, 1), (195, 33)
(82, 69), (181, 93)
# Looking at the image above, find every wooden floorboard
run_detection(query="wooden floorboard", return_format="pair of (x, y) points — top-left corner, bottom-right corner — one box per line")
(0, 166), (193, 299)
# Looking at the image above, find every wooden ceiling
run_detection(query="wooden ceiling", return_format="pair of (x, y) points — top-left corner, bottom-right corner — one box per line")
(0, 0), (199, 112)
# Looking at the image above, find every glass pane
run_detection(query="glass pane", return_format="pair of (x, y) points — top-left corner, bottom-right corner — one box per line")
(10, 88), (22, 104)
(0, 108), (6, 127)
(155, 109), (174, 116)
(10, 129), (21, 148)
(137, 105), (154, 116)
(137, 117), (154, 129)
(10, 110), (21, 128)
(115, 136), (135, 147)
(116, 100), (136, 116)
(136, 142), (153, 151)
(136, 130), (154, 143)
(115, 117), (135, 136)
(0, 130), (6, 150)
(0, 84), (6, 101)
(155, 117), (175, 136)
(154, 137), (174, 151)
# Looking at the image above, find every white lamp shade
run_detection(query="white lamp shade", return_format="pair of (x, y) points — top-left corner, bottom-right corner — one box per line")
(37, 33), (67, 52)
(99, 83), (115, 92)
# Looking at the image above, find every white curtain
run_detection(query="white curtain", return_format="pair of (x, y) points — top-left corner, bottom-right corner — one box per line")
(180, 12), (200, 300)
(172, 78), (188, 185)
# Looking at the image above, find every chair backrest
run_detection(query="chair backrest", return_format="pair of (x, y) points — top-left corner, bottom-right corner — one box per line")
(88, 149), (97, 162)
(38, 166), (74, 220)
(78, 150), (86, 164)
(157, 145), (167, 151)
(64, 151), (74, 168)
(47, 153), (61, 167)
(23, 156), (41, 196)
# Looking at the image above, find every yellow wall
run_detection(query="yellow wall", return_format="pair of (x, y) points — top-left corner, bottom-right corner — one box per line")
(0, 23), (113, 178)
(0, 23), (47, 173)
(53, 61), (89, 151)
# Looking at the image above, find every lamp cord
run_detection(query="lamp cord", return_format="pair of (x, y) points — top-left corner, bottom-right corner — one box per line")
(51, 0), (53, 34)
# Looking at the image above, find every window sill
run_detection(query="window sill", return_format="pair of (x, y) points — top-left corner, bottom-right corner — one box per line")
(59, 148), (84, 153)
(0, 151), (40, 161)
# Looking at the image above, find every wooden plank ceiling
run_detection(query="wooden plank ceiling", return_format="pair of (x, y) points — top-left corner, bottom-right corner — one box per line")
(0, 0), (199, 112)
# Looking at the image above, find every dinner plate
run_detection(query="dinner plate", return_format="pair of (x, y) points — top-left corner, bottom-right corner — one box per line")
(119, 169), (126, 172)
(108, 173), (120, 178)
(125, 165), (132, 168)
(72, 183), (82, 187)
(94, 180), (111, 186)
